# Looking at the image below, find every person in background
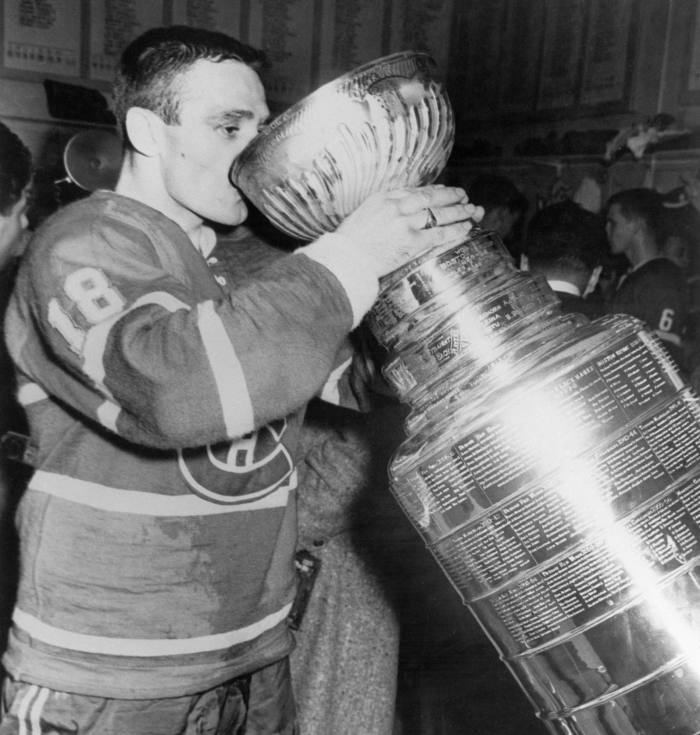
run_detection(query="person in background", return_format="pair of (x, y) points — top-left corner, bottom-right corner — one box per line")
(522, 200), (607, 321)
(466, 173), (529, 261)
(0, 25), (482, 735)
(0, 122), (32, 663)
(677, 177), (700, 392)
(289, 399), (408, 735)
(605, 187), (689, 371)
(0, 125), (30, 273)
(661, 228), (692, 272)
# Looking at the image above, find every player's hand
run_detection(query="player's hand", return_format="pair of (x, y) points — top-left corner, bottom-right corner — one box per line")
(336, 185), (484, 278)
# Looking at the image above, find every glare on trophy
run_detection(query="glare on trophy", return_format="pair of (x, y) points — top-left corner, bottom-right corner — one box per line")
(233, 53), (700, 735)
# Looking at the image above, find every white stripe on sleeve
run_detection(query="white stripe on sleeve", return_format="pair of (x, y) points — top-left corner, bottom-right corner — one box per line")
(655, 329), (682, 347)
(320, 357), (352, 405)
(296, 233), (379, 328)
(97, 400), (121, 432)
(196, 300), (254, 438)
(17, 383), (49, 406)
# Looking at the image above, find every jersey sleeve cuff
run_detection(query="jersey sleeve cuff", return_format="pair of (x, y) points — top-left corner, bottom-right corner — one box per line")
(295, 234), (379, 329)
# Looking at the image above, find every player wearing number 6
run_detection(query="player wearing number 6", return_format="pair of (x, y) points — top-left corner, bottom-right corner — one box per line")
(605, 187), (689, 372)
(0, 25), (482, 735)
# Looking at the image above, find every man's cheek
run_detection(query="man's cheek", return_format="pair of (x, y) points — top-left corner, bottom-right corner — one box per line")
(232, 200), (248, 224)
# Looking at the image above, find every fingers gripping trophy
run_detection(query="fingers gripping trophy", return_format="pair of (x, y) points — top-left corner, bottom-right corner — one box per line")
(233, 53), (700, 735)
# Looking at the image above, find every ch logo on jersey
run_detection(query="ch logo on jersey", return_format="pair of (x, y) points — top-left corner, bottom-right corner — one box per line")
(178, 419), (294, 504)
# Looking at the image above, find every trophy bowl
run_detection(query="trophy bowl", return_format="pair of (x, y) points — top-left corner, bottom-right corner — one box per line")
(231, 51), (455, 241)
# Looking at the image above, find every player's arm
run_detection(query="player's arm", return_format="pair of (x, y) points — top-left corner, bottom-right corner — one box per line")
(8, 227), (353, 450)
(10, 186), (479, 448)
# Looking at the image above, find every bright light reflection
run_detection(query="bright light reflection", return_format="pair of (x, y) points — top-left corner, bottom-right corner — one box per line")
(489, 355), (520, 384)
(501, 389), (700, 676)
(446, 302), (507, 371)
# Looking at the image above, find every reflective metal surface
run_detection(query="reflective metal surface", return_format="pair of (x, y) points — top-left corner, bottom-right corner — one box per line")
(236, 52), (700, 734)
(384, 259), (700, 734)
(382, 269), (561, 403)
(231, 52), (454, 241)
(369, 230), (514, 347)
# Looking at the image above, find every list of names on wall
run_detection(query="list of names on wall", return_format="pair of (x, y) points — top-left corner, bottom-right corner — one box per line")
(447, 0), (506, 122)
(538, 0), (587, 110)
(248, 0), (315, 105)
(580, 0), (634, 106)
(317, 0), (385, 85)
(688, 2), (700, 94)
(90, 0), (164, 81)
(171, 0), (241, 39)
(390, 0), (455, 81)
(499, 0), (544, 114)
(3, 0), (80, 77)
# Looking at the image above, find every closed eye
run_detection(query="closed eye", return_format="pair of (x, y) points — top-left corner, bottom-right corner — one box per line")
(219, 124), (240, 138)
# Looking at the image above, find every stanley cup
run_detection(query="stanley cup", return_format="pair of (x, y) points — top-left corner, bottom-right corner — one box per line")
(232, 53), (700, 735)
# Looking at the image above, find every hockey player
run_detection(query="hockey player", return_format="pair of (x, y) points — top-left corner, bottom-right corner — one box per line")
(0, 25), (482, 735)
(523, 200), (607, 322)
(0, 122), (32, 661)
(605, 187), (689, 369)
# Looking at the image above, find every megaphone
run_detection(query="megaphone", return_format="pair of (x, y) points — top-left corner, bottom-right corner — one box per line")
(57, 129), (123, 191)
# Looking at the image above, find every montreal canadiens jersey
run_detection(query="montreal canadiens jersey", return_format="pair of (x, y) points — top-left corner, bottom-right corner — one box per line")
(608, 257), (689, 368)
(3, 191), (354, 698)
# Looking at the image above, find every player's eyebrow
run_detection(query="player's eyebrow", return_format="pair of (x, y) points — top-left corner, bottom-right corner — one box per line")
(210, 110), (270, 125)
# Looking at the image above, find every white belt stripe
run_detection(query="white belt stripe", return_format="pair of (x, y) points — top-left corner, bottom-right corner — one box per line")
(196, 300), (254, 438)
(29, 469), (295, 516)
(13, 604), (293, 657)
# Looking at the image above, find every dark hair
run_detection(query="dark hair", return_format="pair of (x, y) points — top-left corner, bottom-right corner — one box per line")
(0, 122), (31, 216)
(524, 201), (608, 273)
(466, 174), (529, 217)
(112, 25), (268, 144)
(606, 188), (665, 243)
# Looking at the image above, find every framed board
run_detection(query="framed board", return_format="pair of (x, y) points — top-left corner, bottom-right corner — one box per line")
(499, 0), (545, 116)
(2, 0), (81, 79)
(171, 0), (243, 38)
(681, 0), (700, 105)
(579, 0), (635, 107)
(89, 0), (166, 82)
(317, 0), (387, 87)
(247, 0), (316, 107)
(537, 0), (587, 110)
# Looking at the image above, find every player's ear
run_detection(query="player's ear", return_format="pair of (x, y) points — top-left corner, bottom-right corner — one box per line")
(124, 107), (163, 158)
